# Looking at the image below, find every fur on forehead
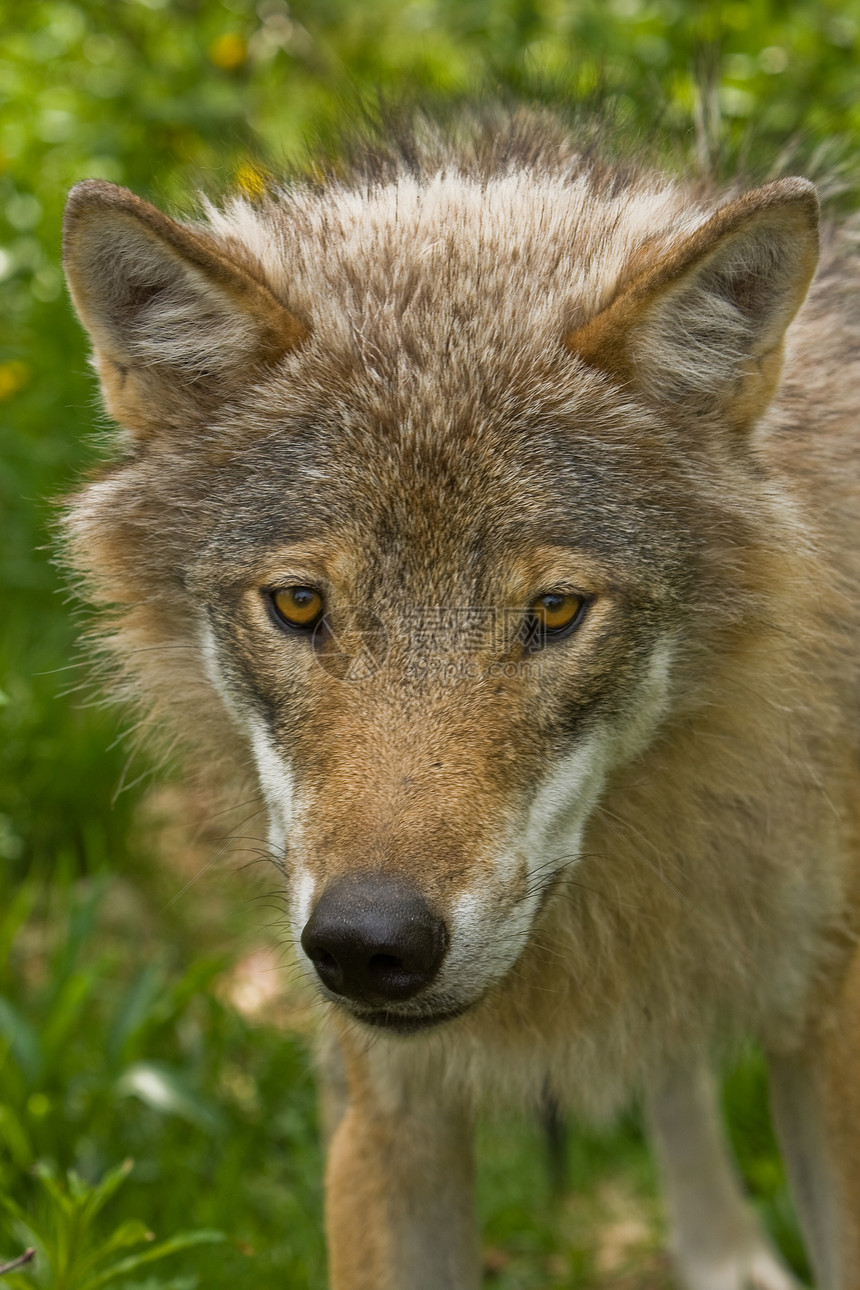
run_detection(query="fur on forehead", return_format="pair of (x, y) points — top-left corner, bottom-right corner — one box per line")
(203, 168), (696, 377)
(194, 169), (703, 544)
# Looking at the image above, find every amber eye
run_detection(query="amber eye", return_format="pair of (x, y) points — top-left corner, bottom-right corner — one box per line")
(528, 592), (586, 639)
(271, 585), (325, 630)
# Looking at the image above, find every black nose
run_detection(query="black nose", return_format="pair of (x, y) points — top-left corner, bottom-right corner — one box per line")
(300, 873), (448, 1005)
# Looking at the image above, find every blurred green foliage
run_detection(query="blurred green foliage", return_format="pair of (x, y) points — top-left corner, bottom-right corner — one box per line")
(2, 0), (858, 1284)
(0, 877), (328, 1286)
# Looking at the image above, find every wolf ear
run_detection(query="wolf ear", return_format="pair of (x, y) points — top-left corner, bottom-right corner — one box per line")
(566, 178), (819, 429)
(63, 180), (308, 436)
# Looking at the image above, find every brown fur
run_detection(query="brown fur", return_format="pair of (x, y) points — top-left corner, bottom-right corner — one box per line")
(61, 110), (860, 1288)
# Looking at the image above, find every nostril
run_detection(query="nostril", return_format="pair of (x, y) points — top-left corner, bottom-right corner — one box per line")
(311, 947), (340, 982)
(369, 952), (402, 972)
(306, 943), (342, 993)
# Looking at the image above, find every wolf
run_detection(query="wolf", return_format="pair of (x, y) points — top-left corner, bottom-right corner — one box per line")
(61, 108), (860, 1289)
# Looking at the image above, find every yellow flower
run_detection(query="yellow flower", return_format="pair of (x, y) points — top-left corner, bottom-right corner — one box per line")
(235, 164), (270, 199)
(209, 32), (247, 71)
(0, 360), (30, 401)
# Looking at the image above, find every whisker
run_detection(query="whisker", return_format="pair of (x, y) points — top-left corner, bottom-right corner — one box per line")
(593, 805), (698, 914)
(162, 805), (268, 910)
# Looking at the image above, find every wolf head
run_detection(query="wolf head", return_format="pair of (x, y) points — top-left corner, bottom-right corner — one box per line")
(62, 134), (818, 1033)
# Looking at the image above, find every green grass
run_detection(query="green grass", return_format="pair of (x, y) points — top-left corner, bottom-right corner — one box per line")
(2, 0), (855, 1281)
(0, 867), (328, 1288)
(1, 1158), (224, 1290)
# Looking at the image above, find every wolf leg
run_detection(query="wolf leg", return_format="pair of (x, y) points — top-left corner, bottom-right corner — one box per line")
(768, 943), (860, 1290)
(324, 1036), (480, 1290)
(647, 1063), (801, 1290)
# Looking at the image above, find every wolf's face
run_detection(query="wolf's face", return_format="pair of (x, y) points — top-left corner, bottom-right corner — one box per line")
(62, 156), (817, 1032)
(190, 380), (687, 1031)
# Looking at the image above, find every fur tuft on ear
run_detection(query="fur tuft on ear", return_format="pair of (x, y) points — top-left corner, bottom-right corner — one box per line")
(567, 178), (820, 429)
(63, 180), (308, 436)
